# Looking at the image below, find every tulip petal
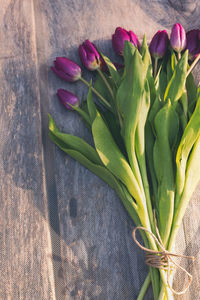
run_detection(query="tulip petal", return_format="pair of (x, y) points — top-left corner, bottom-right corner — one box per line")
(129, 30), (140, 48)
(79, 40), (100, 70)
(112, 27), (131, 55)
(57, 88), (79, 110)
(52, 57), (81, 82)
(170, 23), (186, 52)
(186, 29), (200, 60)
(51, 67), (75, 82)
(149, 30), (169, 58)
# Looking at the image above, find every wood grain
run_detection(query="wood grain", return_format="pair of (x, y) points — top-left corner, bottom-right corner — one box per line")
(0, 1), (55, 299)
(0, 0), (200, 299)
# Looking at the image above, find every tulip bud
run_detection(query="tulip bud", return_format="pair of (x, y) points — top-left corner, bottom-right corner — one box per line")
(57, 89), (80, 110)
(112, 27), (140, 56)
(170, 23), (186, 53)
(149, 30), (169, 59)
(51, 57), (81, 82)
(186, 29), (200, 61)
(79, 40), (100, 71)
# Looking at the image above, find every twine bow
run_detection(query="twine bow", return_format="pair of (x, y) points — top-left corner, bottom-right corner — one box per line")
(132, 226), (195, 295)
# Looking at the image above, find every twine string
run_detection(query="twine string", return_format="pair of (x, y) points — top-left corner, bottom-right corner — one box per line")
(132, 226), (195, 295)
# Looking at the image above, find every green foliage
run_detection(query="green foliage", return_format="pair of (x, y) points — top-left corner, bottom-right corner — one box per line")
(186, 72), (197, 115)
(48, 114), (101, 165)
(164, 51), (188, 103)
(94, 73), (114, 105)
(153, 101), (179, 245)
(116, 49), (145, 191)
(175, 94), (200, 208)
(87, 81), (98, 122)
(123, 41), (136, 72)
(49, 38), (200, 299)
(92, 111), (142, 204)
(141, 35), (156, 103)
(100, 52), (121, 87)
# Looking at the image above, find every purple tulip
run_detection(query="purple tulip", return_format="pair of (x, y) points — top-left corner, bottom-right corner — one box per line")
(186, 29), (200, 61)
(149, 30), (169, 59)
(170, 23), (186, 53)
(112, 27), (140, 56)
(79, 40), (100, 71)
(51, 57), (81, 82)
(57, 89), (80, 110)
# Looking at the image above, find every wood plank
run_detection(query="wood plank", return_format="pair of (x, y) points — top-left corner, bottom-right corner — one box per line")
(0, 1), (55, 299)
(33, 0), (200, 299)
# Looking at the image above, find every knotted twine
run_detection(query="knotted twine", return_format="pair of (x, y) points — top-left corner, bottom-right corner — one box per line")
(132, 224), (195, 295)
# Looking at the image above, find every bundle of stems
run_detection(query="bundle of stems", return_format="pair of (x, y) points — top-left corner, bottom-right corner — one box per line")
(49, 30), (200, 299)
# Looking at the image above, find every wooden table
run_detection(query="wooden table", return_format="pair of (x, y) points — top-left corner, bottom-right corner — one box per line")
(1, 1), (200, 299)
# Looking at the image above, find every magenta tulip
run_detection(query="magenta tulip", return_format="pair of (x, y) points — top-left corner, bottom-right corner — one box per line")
(57, 89), (80, 110)
(186, 29), (200, 61)
(112, 27), (140, 56)
(52, 57), (81, 82)
(170, 23), (186, 53)
(149, 30), (169, 58)
(79, 40), (100, 71)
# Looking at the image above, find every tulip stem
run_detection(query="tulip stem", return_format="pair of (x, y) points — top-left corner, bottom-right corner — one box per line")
(97, 69), (123, 128)
(80, 77), (112, 110)
(97, 69), (114, 100)
(137, 272), (151, 300)
(186, 53), (200, 77)
(177, 51), (181, 60)
(153, 58), (158, 79)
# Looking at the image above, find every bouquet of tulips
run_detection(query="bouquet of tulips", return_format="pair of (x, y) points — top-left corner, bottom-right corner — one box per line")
(49, 23), (200, 299)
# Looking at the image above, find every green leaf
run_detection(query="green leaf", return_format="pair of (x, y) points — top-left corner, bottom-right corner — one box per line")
(116, 50), (146, 192)
(80, 99), (89, 113)
(181, 135), (200, 204)
(141, 35), (156, 103)
(156, 67), (167, 101)
(87, 83), (124, 153)
(135, 80), (154, 227)
(119, 184), (149, 246)
(141, 35), (152, 75)
(145, 121), (157, 204)
(175, 94), (200, 207)
(116, 49), (145, 117)
(48, 114), (102, 165)
(186, 72), (197, 115)
(100, 52), (120, 87)
(140, 35), (147, 57)
(96, 106), (126, 155)
(172, 135), (200, 240)
(49, 121), (149, 240)
(135, 80), (150, 167)
(148, 95), (162, 133)
(154, 64), (162, 87)
(92, 111), (142, 204)
(123, 41), (136, 71)
(50, 129), (128, 193)
(164, 50), (188, 103)
(94, 73), (113, 105)
(87, 81), (98, 123)
(70, 105), (91, 126)
(50, 130), (141, 221)
(180, 90), (188, 117)
(153, 101), (179, 245)
(175, 101), (187, 133)
(197, 86), (200, 97)
(166, 51), (177, 82)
